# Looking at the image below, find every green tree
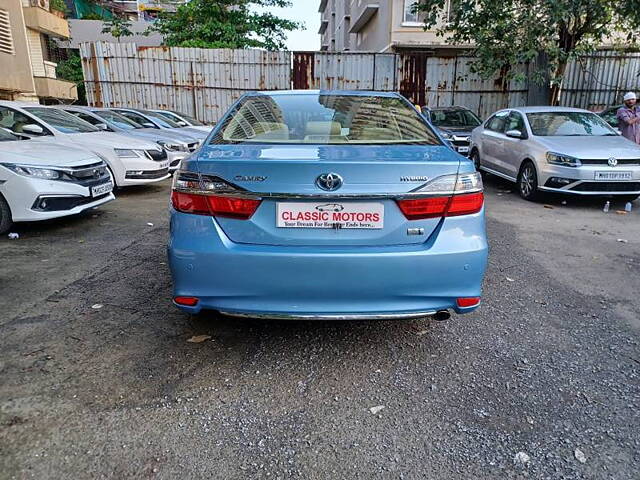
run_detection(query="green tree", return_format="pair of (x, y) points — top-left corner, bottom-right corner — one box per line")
(414, 0), (640, 104)
(149, 0), (302, 50)
(102, 16), (134, 40)
(56, 51), (86, 104)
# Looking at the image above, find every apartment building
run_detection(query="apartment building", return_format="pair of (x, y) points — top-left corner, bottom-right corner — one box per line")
(319, 0), (457, 52)
(0, 0), (76, 102)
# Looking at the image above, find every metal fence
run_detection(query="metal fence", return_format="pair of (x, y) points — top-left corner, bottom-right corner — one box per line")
(79, 42), (291, 124)
(80, 42), (640, 122)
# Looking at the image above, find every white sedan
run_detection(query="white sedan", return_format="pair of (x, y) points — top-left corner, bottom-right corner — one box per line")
(0, 128), (114, 234)
(0, 101), (170, 188)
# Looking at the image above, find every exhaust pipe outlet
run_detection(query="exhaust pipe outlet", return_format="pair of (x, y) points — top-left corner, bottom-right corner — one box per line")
(433, 310), (451, 321)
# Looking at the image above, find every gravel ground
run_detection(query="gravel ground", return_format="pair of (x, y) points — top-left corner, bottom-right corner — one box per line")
(0, 176), (638, 479)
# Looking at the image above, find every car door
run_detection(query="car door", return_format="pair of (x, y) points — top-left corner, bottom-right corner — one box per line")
(479, 111), (509, 170)
(499, 111), (528, 179)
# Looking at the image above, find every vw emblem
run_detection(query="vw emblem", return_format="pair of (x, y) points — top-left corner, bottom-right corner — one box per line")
(316, 173), (343, 191)
(608, 157), (618, 167)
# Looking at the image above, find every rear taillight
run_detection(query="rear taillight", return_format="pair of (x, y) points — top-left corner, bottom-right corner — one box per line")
(396, 172), (483, 220)
(456, 297), (481, 308)
(171, 171), (261, 220)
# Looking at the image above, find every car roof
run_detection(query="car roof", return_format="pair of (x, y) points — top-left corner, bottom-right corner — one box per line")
(0, 100), (56, 109)
(248, 90), (402, 98)
(510, 106), (593, 114)
(426, 106), (472, 111)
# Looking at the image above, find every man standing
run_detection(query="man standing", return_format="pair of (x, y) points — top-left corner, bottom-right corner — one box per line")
(617, 92), (640, 144)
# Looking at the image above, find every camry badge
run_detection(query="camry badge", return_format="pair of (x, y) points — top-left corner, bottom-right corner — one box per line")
(316, 173), (343, 191)
(608, 157), (618, 167)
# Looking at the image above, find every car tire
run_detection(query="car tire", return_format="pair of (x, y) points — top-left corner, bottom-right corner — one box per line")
(106, 166), (119, 190)
(0, 193), (13, 235)
(517, 161), (540, 201)
(470, 149), (481, 171)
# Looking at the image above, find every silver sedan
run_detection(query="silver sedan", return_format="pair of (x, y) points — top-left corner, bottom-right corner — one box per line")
(470, 106), (640, 202)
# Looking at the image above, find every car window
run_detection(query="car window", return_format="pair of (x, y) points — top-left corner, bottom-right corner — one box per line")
(24, 107), (99, 134)
(0, 127), (18, 141)
(172, 110), (204, 126)
(527, 112), (616, 136)
(0, 107), (52, 136)
(96, 110), (141, 130)
(485, 111), (509, 132)
(139, 110), (181, 128)
(504, 111), (525, 132)
(211, 93), (441, 145)
(67, 111), (112, 130)
(600, 108), (619, 128)
(116, 110), (159, 129)
(430, 109), (481, 128)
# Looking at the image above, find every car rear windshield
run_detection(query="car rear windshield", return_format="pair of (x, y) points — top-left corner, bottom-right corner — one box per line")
(24, 107), (99, 134)
(527, 112), (617, 136)
(430, 109), (481, 128)
(94, 110), (141, 130)
(210, 94), (440, 145)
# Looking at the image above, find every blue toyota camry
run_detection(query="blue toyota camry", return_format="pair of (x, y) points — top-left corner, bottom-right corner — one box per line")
(168, 90), (488, 320)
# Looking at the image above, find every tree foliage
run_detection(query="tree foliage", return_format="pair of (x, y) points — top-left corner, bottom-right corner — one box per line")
(415, 0), (640, 103)
(101, 16), (134, 40)
(56, 51), (86, 104)
(149, 0), (302, 50)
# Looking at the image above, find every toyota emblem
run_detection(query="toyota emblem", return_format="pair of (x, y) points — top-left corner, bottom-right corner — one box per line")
(316, 173), (343, 191)
(608, 157), (618, 167)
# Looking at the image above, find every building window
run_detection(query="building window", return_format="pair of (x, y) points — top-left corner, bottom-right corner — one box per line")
(403, 0), (424, 24)
(0, 9), (15, 55)
(404, 0), (458, 26)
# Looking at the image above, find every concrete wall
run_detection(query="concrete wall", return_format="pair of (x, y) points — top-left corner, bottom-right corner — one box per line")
(0, 0), (36, 97)
(60, 19), (164, 49)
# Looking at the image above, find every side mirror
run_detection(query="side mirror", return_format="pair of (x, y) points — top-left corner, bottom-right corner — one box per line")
(22, 124), (44, 135)
(96, 123), (109, 131)
(176, 120), (188, 127)
(505, 129), (525, 139)
(143, 122), (156, 128)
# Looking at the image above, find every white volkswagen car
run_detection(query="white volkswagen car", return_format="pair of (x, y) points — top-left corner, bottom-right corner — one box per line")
(470, 107), (640, 201)
(0, 102), (170, 188)
(0, 128), (114, 234)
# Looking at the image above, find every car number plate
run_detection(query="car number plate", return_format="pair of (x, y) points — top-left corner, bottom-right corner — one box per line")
(91, 182), (113, 197)
(594, 171), (632, 180)
(160, 161), (170, 169)
(457, 146), (470, 153)
(277, 202), (384, 229)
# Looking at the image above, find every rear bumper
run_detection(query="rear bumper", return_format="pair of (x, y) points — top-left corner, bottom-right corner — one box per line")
(168, 208), (488, 318)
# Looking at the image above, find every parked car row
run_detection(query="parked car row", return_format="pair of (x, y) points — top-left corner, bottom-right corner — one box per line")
(421, 103), (640, 202)
(0, 101), (212, 234)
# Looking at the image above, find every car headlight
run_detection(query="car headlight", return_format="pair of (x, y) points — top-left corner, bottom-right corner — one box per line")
(114, 148), (140, 158)
(1, 163), (61, 179)
(441, 132), (453, 140)
(157, 141), (187, 152)
(546, 152), (581, 167)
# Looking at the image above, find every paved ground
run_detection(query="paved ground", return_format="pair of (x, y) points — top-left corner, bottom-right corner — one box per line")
(1, 176), (639, 479)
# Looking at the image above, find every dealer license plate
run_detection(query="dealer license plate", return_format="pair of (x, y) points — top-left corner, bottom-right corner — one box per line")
(594, 171), (632, 181)
(91, 182), (113, 197)
(457, 146), (470, 154)
(277, 202), (384, 229)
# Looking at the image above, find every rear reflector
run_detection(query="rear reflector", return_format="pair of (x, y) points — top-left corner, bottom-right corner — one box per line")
(171, 191), (261, 219)
(396, 192), (484, 220)
(174, 296), (199, 306)
(456, 297), (481, 308)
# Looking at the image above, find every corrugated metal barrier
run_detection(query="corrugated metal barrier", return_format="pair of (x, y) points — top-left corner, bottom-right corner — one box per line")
(81, 43), (640, 122)
(80, 42), (291, 124)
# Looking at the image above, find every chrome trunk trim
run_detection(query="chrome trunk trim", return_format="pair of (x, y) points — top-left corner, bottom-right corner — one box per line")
(218, 309), (439, 321)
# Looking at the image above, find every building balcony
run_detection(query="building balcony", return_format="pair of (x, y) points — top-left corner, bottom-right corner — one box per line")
(34, 76), (77, 100)
(349, 3), (379, 33)
(318, 0), (328, 13)
(318, 20), (328, 34)
(22, 5), (70, 38)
